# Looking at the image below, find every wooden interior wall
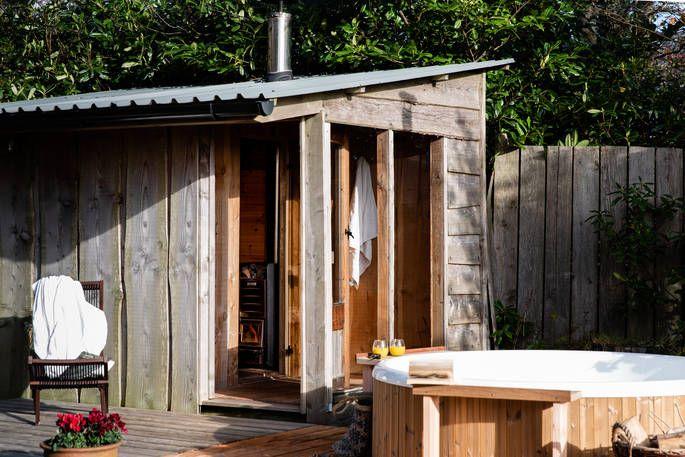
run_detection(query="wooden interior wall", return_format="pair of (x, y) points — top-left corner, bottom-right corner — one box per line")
(347, 129), (379, 376)
(286, 140), (301, 378)
(239, 141), (275, 264)
(394, 133), (431, 349)
(0, 128), (210, 413)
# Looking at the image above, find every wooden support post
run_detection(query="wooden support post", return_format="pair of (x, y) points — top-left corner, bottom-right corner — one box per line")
(277, 140), (290, 375)
(376, 129), (395, 340)
(337, 130), (351, 387)
(429, 138), (446, 346)
(300, 112), (333, 423)
(215, 127), (240, 389)
(422, 396), (440, 457)
(198, 128), (215, 403)
(552, 402), (569, 457)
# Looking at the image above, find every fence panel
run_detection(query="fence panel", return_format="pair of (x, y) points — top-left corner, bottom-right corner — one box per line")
(491, 146), (684, 343)
(492, 151), (519, 308)
(598, 146), (627, 338)
(542, 146), (573, 341)
(517, 146), (545, 334)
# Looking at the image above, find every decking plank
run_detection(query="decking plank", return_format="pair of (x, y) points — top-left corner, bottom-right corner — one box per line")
(0, 399), (309, 457)
(176, 425), (345, 456)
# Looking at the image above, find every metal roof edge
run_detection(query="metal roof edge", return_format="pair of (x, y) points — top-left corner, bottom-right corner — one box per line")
(0, 58), (515, 115)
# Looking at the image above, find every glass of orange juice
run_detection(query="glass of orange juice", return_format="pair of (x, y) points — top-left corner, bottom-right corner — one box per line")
(372, 339), (389, 358)
(390, 338), (406, 356)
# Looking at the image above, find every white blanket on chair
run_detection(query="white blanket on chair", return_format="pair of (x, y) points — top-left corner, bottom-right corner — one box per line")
(32, 276), (108, 362)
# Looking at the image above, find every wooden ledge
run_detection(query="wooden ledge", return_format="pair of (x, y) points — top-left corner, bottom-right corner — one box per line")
(412, 384), (579, 403)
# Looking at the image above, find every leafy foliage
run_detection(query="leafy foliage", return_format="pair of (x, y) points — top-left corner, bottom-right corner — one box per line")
(589, 181), (685, 336)
(0, 1), (683, 151)
(492, 300), (535, 349)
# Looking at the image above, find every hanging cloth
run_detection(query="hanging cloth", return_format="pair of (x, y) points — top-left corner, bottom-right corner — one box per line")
(32, 276), (108, 363)
(349, 157), (378, 288)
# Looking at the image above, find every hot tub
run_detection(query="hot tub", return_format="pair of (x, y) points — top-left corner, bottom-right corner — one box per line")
(372, 350), (685, 457)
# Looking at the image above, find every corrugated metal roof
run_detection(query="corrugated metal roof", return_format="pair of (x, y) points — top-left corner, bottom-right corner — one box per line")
(0, 59), (513, 115)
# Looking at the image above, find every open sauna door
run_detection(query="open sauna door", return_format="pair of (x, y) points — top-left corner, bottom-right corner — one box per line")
(211, 124), (302, 413)
(331, 128), (351, 389)
(278, 136), (302, 380)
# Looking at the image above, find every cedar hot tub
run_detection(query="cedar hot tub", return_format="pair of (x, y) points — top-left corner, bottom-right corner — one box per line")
(371, 350), (685, 457)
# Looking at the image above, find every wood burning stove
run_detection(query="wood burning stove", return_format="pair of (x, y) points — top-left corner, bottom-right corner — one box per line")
(238, 263), (277, 369)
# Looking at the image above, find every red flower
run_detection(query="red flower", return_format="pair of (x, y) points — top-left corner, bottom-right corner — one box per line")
(56, 413), (86, 433)
(87, 409), (106, 426)
(109, 413), (127, 434)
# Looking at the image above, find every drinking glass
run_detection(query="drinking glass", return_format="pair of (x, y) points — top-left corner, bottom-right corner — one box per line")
(390, 338), (406, 356)
(372, 339), (389, 358)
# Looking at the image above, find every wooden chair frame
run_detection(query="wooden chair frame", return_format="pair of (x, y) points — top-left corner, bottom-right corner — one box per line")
(27, 280), (108, 425)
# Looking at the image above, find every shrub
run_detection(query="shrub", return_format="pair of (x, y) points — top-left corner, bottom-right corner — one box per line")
(492, 300), (535, 349)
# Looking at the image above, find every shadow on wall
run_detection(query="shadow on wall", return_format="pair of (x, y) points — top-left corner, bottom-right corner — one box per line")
(0, 317), (30, 399)
(0, 125), (221, 406)
(399, 90), (416, 132)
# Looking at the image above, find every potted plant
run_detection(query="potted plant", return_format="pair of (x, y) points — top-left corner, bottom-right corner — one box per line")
(40, 409), (127, 457)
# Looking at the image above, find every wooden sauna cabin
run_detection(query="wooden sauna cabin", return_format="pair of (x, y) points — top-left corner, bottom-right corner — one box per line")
(0, 59), (512, 423)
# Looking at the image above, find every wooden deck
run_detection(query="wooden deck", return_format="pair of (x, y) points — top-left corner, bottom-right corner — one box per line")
(0, 398), (337, 456)
(177, 426), (345, 456)
(206, 370), (301, 413)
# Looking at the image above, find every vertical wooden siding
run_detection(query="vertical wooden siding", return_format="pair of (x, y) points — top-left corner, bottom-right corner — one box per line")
(0, 138), (34, 399)
(444, 138), (488, 350)
(0, 128), (209, 412)
(492, 146), (684, 342)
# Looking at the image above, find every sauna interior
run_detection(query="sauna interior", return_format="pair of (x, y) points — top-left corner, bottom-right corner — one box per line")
(212, 123), (433, 408)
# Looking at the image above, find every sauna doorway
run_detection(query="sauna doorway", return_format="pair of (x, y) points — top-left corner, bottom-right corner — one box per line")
(332, 126), (432, 388)
(212, 127), (302, 413)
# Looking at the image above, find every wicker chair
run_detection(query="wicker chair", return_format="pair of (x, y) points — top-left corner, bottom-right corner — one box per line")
(28, 280), (109, 425)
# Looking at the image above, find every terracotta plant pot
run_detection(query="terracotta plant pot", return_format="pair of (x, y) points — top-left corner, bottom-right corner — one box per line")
(40, 441), (122, 457)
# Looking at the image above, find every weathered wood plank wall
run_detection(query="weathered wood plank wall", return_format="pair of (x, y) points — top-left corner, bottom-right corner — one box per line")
(169, 127), (200, 412)
(0, 138), (33, 400)
(78, 132), (124, 405)
(124, 128), (169, 411)
(0, 128), (211, 413)
(491, 146), (684, 342)
(443, 138), (488, 350)
(37, 135), (80, 403)
(299, 112), (333, 421)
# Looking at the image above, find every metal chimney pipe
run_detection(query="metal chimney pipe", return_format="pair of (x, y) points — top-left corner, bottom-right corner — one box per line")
(266, 11), (293, 82)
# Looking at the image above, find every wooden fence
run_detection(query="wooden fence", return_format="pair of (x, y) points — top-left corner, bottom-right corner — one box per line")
(491, 146), (684, 342)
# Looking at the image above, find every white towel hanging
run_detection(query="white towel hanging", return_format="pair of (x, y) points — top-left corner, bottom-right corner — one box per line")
(349, 157), (378, 288)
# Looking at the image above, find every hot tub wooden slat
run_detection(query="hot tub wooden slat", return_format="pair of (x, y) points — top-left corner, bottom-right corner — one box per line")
(373, 379), (685, 457)
(413, 384), (578, 403)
